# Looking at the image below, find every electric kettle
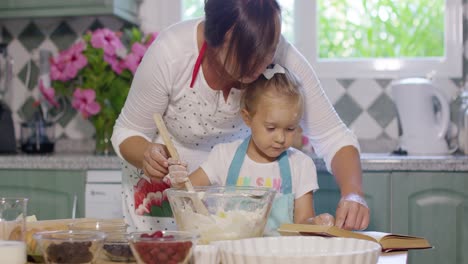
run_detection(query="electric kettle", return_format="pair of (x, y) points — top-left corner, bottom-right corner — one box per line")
(391, 78), (452, 155)
(0, 43), (16, 153)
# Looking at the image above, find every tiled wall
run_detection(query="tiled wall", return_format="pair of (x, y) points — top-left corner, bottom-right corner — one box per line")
(0, 16), (131, 141)
(0, 7), (467, 151)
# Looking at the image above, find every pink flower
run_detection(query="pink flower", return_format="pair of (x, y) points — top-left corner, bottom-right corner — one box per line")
(104, 54), (125, 74)
(71, 88), (101, 118)
(39, 80), (59, 107)
(91, 28), (125, 56)
(145, 32), (159, 47)
(50, 42), (88, 81)
(124, 42), (148, 74)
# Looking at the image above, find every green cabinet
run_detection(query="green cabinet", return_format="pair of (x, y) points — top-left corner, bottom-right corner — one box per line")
(0, 169), (86, 220)
(391, 172), (468, 264)
(314, 172), (391, 232)
(0, 0), (140, 23)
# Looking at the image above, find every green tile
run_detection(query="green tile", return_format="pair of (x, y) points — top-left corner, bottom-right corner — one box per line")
(17, 60), (39, 91)
(50, 21), (78, 51)
(56, 99), (77, 127)
(333, 94), (362, 126)
(88, 19), (104, 31)
(58, 133), (67, 140)
(368, 93), (397, 128)
(1, 26), (13, 46)
(17, 96), (37, 122)
(336, 79), (355, 89)
(18, 22), (45, 51)
(375, 79), (392, 89)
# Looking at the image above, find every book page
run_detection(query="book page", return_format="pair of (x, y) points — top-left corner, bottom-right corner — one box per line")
(357, 231), (391, 242)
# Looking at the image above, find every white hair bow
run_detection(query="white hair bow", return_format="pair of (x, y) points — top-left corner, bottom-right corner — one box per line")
(262, 64), (286, 80)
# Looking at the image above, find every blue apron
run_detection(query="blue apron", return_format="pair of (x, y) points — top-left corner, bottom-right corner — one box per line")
(226, 137), (294, 236)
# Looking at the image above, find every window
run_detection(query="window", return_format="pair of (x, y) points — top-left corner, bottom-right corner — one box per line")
(295, 0), (463, 78)
(152, 0), (463, 78)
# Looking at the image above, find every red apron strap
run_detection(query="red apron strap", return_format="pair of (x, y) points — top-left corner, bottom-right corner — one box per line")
(190, 41), (207, 88)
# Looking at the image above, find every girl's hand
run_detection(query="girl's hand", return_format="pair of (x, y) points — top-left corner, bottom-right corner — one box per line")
(167, 158), (189, 188)
(142, 143), (169, 180)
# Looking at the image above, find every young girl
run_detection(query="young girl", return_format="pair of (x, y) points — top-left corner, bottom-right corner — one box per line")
(168, 64), (334, 232)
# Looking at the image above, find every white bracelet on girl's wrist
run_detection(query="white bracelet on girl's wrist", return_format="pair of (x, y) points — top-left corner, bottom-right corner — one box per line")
(340, 193), (368, 208)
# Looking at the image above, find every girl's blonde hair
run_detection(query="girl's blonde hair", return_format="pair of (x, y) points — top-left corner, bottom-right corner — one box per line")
(241, 66), (304, 116)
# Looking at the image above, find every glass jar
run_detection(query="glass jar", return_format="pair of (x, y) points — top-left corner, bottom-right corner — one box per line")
(20, 120), (55, 154)
(457, 91), (468, 154)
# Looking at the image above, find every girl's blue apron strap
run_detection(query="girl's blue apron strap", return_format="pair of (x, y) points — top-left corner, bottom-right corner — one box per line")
(226, 136), (250, 186)
(277, 151), (292, 194)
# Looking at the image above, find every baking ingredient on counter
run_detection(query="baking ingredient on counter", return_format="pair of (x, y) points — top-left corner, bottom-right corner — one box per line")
(167, 186), (275, 244)
(128, 230), (198, 264)
(68, 219), (134, 262)
(0, 240), (26, 264)
(33, 230), (106, 264)
(102, 243), (134, 261)
(46, 241), (93, 263)
(177, 208), (266, 244)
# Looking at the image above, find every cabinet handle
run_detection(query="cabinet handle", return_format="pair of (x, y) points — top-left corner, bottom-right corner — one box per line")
(90, 190), (106, 195)
(72, 194), (77, 219)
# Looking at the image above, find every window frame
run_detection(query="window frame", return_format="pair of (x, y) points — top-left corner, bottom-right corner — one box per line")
(294, 0), (463, 78)
(148, 0), (463, 79)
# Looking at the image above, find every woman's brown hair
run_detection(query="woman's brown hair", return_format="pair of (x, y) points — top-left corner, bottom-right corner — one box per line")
(204, 0), (282, 80)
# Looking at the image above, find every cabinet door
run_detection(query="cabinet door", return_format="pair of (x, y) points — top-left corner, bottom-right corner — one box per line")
(392, 172), (468, 264)
(0, 169), (86, 220)
(0, 0), (139, 23)
(314, 172), (390, 232)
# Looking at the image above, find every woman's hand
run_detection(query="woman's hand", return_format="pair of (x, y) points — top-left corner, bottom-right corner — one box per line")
(335, 193), (370, 230)
(305, 213), (335, 226)
(142, 143), (170, 180)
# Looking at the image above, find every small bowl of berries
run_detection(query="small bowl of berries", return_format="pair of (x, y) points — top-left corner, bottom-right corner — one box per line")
(127, 230), (199, 264)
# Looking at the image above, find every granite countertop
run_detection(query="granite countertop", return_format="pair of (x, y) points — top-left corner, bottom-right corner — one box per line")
(0, 153), (467, 172)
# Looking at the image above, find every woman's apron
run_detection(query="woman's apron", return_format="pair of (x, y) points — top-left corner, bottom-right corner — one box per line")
(225, 137), (294, 236)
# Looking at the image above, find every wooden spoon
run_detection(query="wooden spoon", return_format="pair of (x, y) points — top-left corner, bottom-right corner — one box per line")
(153, 113), (210, 216)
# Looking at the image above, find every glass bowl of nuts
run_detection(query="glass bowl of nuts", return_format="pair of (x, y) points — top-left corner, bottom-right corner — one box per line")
(33, 230), (106, 264)
(127, 230), (199, 264)
(68, 219), (134, 262)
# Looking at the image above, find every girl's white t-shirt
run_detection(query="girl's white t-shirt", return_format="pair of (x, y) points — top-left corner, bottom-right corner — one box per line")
(201, 139), (319, 200)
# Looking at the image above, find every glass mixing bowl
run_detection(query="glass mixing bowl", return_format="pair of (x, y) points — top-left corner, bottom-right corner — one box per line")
(68, 219), (134, 262)
(127, 230), (199, 264)
(166, 186), (276, 244)
(33, 230), (106, 264)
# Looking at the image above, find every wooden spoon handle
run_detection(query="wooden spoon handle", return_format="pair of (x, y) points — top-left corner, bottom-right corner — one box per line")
(153, 113), (180, 160)
(152, 113), (196, 192)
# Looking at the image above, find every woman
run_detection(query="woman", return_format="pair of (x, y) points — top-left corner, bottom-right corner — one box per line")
(111, 0), (369, 231)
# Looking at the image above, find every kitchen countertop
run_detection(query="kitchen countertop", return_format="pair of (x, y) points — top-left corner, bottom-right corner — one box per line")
(1, 153), (467, 172)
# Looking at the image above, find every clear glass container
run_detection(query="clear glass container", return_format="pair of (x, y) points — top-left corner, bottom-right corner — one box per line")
(20, 120), (55, 154)
(457, 90), (468, 154)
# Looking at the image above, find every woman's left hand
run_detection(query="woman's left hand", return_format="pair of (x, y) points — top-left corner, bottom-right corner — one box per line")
(335, 193), (370, 230)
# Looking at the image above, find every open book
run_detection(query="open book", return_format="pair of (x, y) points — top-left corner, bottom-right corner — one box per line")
(278, 223), (432, 252)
